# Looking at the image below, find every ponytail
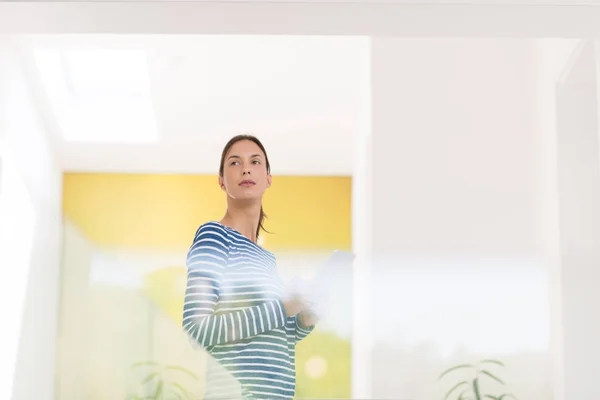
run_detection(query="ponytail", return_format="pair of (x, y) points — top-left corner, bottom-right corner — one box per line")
(257, 206), (269, 239)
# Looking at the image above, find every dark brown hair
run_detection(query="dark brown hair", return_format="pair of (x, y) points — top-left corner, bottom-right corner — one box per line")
(219, 134), (271, 239)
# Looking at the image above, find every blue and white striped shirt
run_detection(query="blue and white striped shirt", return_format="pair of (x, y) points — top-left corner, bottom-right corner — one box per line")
(182, 222), (314, 399)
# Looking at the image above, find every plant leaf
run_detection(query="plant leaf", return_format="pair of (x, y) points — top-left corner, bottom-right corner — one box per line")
(497, 394), (518, 400)
(154, 380), (164, 399)
(438, 364), (474, 380)
(484, 396), (498, 400)
(164, 365), (200, 381)
(141, 372), (159, 385)
(481, 359), (505, 367)
(458, 388), (473, 400)
(480, 370), (505, 385)
(172, 392), (185, 400)
(442, 380), (468, 400)
(171, 382), (194, 400)
(473, 377), (481, 400)
(131, 361), (159, 369)
(127, 394), (157, 400)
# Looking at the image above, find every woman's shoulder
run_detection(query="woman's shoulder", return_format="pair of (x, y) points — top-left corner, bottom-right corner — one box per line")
(192, 221), (232, 245)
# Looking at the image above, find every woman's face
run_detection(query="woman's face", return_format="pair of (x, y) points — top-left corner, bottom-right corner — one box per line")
(220, 140), (271, 201)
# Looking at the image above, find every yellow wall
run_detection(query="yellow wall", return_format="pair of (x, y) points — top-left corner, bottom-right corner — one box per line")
(60, 172), (353, 399)
(63, 173), (352, 252)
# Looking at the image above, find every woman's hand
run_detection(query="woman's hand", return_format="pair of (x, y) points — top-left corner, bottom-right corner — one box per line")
(282, 276), (312, 316)
(298, 308), (320, 328)
(284, 276), (330, 324)
(282, 293), (308, 317)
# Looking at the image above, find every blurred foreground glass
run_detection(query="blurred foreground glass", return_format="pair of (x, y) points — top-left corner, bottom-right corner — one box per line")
(56, 173), (353, 399)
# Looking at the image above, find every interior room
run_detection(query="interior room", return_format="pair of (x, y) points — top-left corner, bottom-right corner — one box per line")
(2, 2), (600, 400)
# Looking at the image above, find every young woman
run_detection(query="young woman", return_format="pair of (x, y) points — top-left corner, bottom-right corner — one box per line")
(182, 134), (319, 400)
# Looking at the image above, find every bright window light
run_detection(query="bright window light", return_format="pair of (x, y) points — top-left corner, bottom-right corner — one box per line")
(63, 49), (151, 93)
(0, 153), (37, 400)
(372, 258), (550, 358)
(33, 48), (158, 143)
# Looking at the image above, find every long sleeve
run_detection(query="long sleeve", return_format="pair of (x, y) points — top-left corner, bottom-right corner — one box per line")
(182, 223), (287, 348)
(294, 315), (314, 343)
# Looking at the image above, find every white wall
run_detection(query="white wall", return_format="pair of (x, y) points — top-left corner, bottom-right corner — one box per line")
(0, 36), (63, 400)
(555, 40), (600, 400)
(368, 38), (552, 399)
(532, 38), (582, 400)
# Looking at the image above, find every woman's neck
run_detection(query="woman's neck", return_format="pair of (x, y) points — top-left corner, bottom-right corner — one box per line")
(220, 201), (261, 243)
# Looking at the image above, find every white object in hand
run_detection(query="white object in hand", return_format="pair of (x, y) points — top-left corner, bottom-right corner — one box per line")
(286, 276), (330, 319)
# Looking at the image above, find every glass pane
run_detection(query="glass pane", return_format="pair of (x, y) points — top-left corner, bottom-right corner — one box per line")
(57, 173), (353, 399)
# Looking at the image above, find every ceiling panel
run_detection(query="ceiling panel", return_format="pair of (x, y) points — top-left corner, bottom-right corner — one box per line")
(21, 35), (368, 175)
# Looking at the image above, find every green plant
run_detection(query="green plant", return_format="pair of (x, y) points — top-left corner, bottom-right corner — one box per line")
(438, 359), (518, 400)
(126, 361), (200, 400)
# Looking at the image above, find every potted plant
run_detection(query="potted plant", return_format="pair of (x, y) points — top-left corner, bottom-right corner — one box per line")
(126, 361), (200, 400)
(438, 359), (518, 400)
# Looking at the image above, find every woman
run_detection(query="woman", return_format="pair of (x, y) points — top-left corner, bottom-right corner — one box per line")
(182, 134), (319, 400)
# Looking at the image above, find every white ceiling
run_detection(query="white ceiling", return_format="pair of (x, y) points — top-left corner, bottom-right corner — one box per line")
(18, 35), (368, 175)
(559, 40), (598, 85)
(9, 1), (598, 175)
(3, 2), (600, 38)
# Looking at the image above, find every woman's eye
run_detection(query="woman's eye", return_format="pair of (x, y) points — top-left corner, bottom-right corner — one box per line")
(252, 160), (261, 165)
(230, 161), (240, 166)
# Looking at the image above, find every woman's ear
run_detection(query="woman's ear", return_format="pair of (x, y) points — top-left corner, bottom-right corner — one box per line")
(266, 174), (272, 188)
(218, 176), (225, 191)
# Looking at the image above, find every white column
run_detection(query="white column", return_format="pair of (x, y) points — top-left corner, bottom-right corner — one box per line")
(0, 36), (40, 400)
(351, 37), (373, 399)
(555, 40), (600, 400)
(532, 38), (582, 400)
(0, 35), (8, 148)
(0, 35), (63, 400)
(0, 34), (17, 400)
(369, 38), (548, 399)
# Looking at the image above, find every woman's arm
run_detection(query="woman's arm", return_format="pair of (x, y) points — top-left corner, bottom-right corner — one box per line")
(294, 311), (316, 343)
(182, 223), (288, 348)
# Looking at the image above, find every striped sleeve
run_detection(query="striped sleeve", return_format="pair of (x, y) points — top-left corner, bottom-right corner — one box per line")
(182, 223), (287, 348)
(294, 315), (315, 343)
